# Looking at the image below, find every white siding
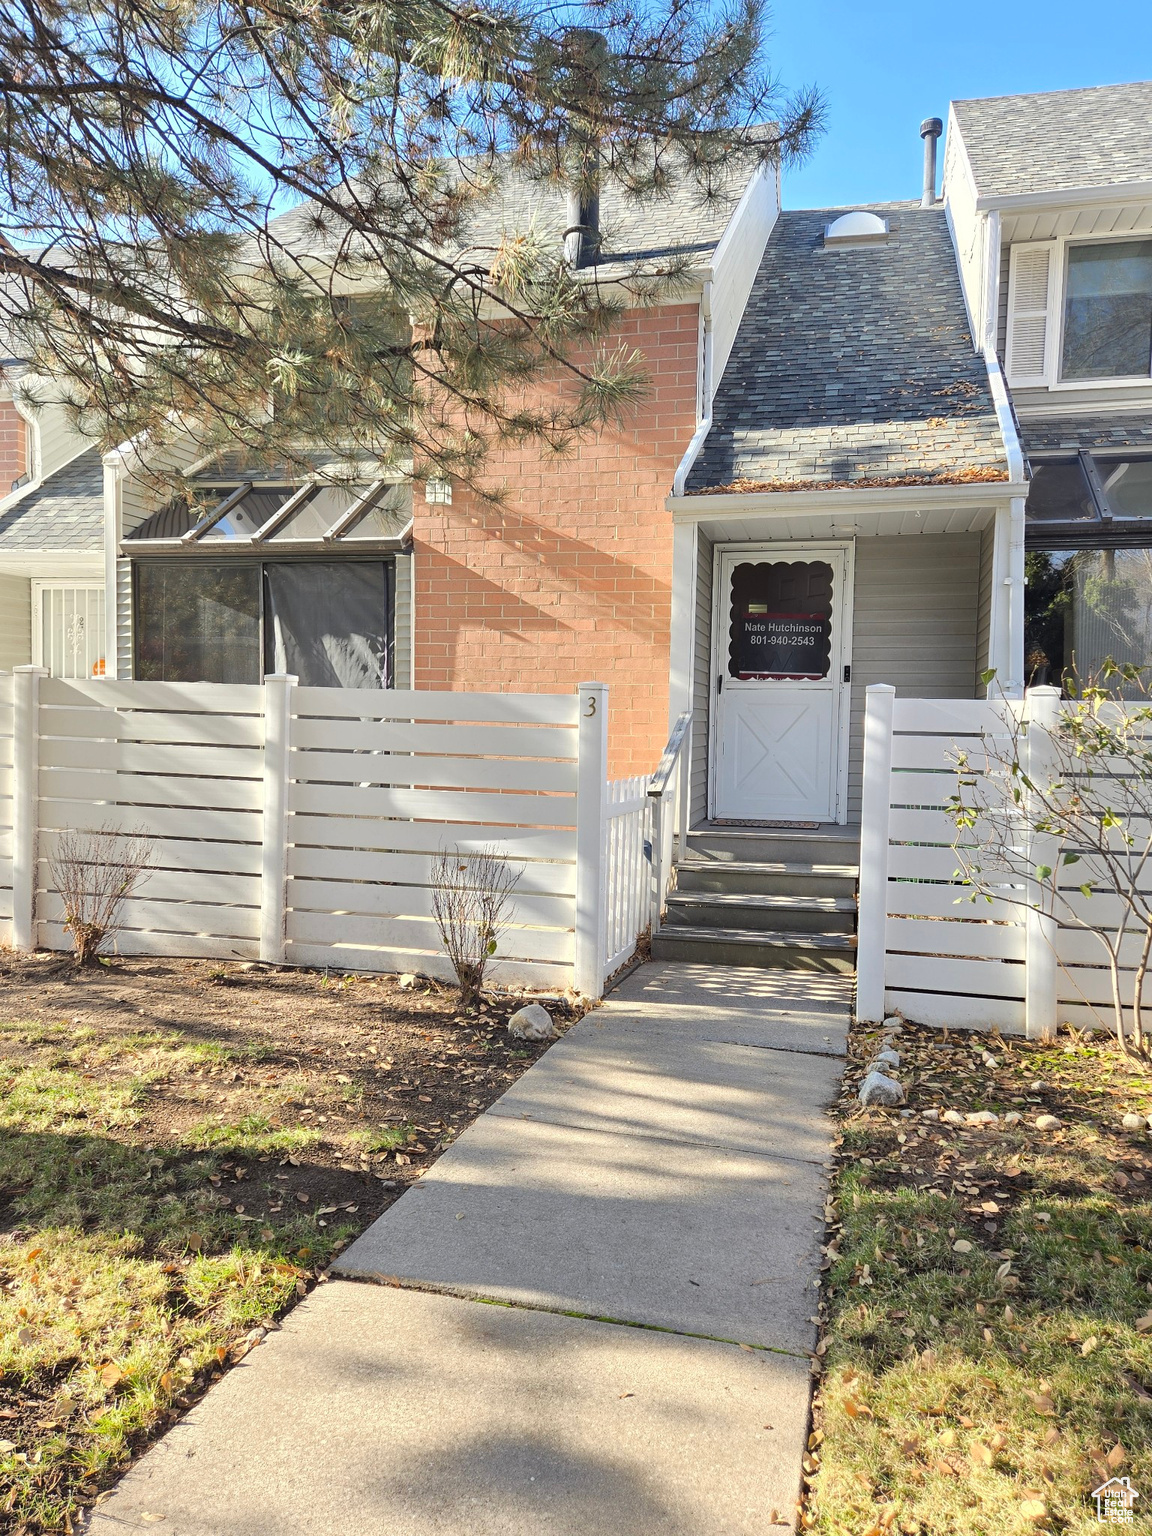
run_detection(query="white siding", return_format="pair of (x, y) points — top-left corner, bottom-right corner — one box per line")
(848, 533), (982, 819)
(975, 522), (995, 692)
(690, 530), (713, 825)
(0, 574), (31, 671)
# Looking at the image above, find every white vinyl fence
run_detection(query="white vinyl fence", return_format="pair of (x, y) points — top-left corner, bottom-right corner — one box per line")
(0, 669), (654, 997)
(857, 683), (1146, 1036)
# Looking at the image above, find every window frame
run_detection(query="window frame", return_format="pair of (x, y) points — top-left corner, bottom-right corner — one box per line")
(1050, 231), (1152, 390)
(131, 552), (396, 687)
(1025, 450), (1152, 546)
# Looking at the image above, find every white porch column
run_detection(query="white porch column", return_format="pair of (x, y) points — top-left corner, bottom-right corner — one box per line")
(668, 520), (698, 729)
(12, 665), (48, 952)
(856, 683), (895, 1022)
(988, 495), (1026, 699)
(1024, 685), (1059, 1041)
(574, 681), (609, 999)
(260, 672), (296, 965)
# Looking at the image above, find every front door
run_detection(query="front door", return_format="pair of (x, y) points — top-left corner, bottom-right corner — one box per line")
(712, 545), (851, 823)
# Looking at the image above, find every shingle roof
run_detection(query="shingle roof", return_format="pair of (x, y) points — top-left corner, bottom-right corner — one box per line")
(686, 204), (1009, 494)
(1018, 414), (1152, 457)
(953, 82), (1152, 201)
(268, 155), (750, 273)
(0, 447), (104, 549)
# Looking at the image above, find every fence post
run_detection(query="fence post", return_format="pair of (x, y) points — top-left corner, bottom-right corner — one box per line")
(11, 666), (48, 952)
(574, 681), (609, 999)
(856, 684), (896, 1022)
(260, 673), (296, 966)
(1024, 686), (1060, 1041)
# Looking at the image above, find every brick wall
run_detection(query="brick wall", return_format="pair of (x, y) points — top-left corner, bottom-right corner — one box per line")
(0, 400), (28, 493)
(414, 302), (700, 777)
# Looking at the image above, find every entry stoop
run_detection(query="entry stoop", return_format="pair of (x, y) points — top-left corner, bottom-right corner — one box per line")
(651, 825), (859, 972)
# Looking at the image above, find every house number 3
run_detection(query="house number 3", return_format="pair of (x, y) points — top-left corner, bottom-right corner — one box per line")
(584, 696), (597, 716)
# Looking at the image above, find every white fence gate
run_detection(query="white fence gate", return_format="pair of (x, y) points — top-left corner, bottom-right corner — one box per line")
(857, 683), (1145, 1036)
(0, 670), (653, 997)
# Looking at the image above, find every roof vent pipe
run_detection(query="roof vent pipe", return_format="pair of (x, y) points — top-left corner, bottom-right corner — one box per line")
(920, 117), (943, 207)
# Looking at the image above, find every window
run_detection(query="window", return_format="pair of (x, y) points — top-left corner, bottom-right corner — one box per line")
(1061, 240), (1152, 381)
(135, 565), (261, 685)
(134, 560), (393, 688)
(1025, 548), (1152, 691)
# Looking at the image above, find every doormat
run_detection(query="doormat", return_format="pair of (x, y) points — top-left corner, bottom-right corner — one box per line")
(712, 818), (821, 830)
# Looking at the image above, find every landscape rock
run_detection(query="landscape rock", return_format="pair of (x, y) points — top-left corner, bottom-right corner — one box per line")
(882, 1016), (902, 1031)
(858, 1071), (905, 1108)
(397, 974), (419, 990)
(981, 1052), (999, 1068)
(941, 1110), (965, 1126)
(1004, 1112), (1023, 1125)
(965, 1110), (999, 1126)
(1122, 1112), (1148, 1132)
(921, 1108), (940, 1122)
(1035, 1114), (1062, 1132)
(507, 1003), (555, 1041)
(873, 1048), (901, 1070)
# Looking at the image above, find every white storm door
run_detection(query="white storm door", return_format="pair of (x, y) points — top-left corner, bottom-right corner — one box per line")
(32, 584), (107, 679)
(712, 546), (849, 823)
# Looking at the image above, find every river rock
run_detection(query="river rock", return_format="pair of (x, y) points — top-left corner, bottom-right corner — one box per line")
(1004, 1111), (1023, 1125)
(858, 1071), (905, 1108)
(941, 1109), (965, 1125)
(873, 1048), (901, 1070)
(1122, 1112), (1148, 1132)
(1035, 1114), (1062, 1131)
(507, 1003), (555, 1041)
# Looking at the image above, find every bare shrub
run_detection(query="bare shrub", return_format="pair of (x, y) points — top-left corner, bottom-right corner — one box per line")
(429, 846), (520, 1007)
(48, 824), (153, 967)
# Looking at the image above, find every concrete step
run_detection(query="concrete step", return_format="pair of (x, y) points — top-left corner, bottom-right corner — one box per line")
(664, 889), (856, 935)
(651, 924), (857, 973)
(676, 859), (858, 898)
(685, 827), (861, 866)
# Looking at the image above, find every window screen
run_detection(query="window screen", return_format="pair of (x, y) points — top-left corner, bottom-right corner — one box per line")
(1062, 241), (1152, 380)
(263, 562), (390, 688)
(134, 564), (261, 683)
(1025, 547), (1152, 691)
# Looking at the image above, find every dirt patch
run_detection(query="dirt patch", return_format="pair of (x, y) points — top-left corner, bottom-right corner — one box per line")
(0, 950), (584, 1532)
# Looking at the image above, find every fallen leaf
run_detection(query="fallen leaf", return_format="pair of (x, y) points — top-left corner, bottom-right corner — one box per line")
(14, 1327), (34, 1347)
(0, 1440), (16, 1453)
(100, 1364), (123, 1389)
(618, 1391), (633, 1399)
(1081, 1336), (1099, 1357)
(940, 1429), (957, 1448)
(1134, 1312), (1152, 1332)
(843, 1398), (874, 1419)
(1027, 1393), (1056, 1416)
(295, 1192), (309, 1204)
(970, 1443), (993, 1466)
(1019, 1499), (1047, 1522)
(953, 1240), (973, 1254)
(140, 1515), (166, 1524)
(1107, 1442), (1126, 1469)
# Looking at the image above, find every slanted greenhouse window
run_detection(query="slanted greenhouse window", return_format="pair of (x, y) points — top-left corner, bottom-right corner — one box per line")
(1025, 452), (1152, 691)
(125, 478), (410, 687)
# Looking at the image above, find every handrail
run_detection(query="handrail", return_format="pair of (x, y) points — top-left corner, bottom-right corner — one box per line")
(648, 712), (691, 799)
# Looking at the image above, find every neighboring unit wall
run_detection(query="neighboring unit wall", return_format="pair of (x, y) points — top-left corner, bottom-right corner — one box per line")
(848, 533), (981, 818)
(392, 550), (413, 689)
(0, 403), (28, 495)
(414, 303), (701, 778)
(0, 574), (31, 670)
(690, 529), (713, 825)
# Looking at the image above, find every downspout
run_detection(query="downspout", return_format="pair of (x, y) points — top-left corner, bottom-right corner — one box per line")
(672, 280), (713, 496)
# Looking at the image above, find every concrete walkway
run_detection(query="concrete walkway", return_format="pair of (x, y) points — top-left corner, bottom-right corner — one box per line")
(86, 962), (850, 1536)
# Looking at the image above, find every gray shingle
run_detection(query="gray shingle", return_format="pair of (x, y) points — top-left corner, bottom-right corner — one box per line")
(1018, 414), (1152, 457)
(954, 82), (1152, 201)
(686, 204), (1008, 493)
(268, 154), (750, 272)
(0, 448), (104, 550)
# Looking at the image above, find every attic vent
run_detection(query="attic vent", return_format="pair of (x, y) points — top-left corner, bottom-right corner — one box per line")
(824, 211), (889, 247)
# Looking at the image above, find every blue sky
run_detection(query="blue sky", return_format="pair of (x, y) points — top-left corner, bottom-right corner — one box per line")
(769, 0), (1152, 210)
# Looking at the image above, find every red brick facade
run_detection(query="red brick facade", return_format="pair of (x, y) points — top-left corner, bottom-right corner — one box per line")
(0, 400), (28, 494)
(413, 302), (700, 777)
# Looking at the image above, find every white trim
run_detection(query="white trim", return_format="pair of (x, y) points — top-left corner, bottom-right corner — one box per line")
(668, 521), (698, 731)
(983, 348), (1026, 483)
(1005, 240), (1057, 385)
(667, 481), (1024, 519)
(708, 540), (854, 824)
(0, 552), (103, 576)
(976, 179), (1152, 213)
